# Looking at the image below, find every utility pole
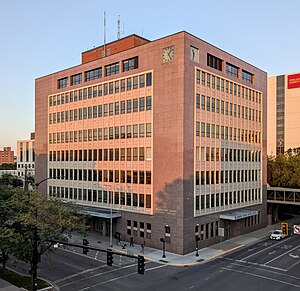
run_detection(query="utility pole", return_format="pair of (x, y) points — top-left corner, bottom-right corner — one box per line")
(24, 164), (29, 192)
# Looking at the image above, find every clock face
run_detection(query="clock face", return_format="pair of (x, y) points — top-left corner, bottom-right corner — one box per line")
(162, 46), (175, 63)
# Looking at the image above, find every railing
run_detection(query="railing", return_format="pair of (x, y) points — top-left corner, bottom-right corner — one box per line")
(267, 187), (300, 205)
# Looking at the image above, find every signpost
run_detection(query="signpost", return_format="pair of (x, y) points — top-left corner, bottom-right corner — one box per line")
(293, 225), (300, 235)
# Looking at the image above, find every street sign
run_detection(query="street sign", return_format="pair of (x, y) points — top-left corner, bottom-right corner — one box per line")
(293, 225), (300, 235)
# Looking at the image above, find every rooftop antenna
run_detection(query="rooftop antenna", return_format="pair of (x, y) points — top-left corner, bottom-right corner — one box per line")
(104, 11), (106, 57)
(117, 15), (121, 39)
(117, 15), (124, 39)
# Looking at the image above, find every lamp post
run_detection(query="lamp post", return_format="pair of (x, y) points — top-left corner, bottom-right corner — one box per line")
(195, 223), (200, 257)
(109, 189), (113, 247)
(195, 235), (200, 257)
(103, 184), (113, 247)
(160, 238), (166, 258)
(31, 177), (50, 291)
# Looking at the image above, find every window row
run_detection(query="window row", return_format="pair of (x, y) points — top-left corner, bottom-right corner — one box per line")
(49, 147), (151, 162)
(49, 96), (152, 124)
(195, 188), (261, 211)
(206, 53), (254, 84)
(55, 72), (152, 100)
(196, 122), (261, 144)
(195, 221), (219, 241)
(49, 123), (152, 144)
(127, 220), (151, 239)
(195, 147), (261, 163)
(49, 168), (152, 184)
(196, 94), (261, 122)
(49, 186), (151, 209)
(58, 57), (140, 88)
(195, 169), (261, 186)
(196, 70), (259, 100)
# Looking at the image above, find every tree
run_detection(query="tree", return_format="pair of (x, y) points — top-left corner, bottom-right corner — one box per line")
(0, 173), (23, 188)
(268, 149), (300, 188)
(0, 186), (88, 285)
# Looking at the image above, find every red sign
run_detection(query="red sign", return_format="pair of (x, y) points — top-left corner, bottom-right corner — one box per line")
(288, 73), (300, 89)
(294, 225), (300, 235)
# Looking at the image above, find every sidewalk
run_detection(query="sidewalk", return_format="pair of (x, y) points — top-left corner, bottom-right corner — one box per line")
(0, 278), (21, 291)
(69, 222), (284, 267)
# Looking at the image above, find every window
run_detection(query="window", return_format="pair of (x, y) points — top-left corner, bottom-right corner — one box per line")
(146, 72), (152, 86)
(207, 53), (223, 71)
(71, 73), (82, 85)
(226, 63), (239, 78)
(105, 62), (119, 76)
(85, 67), (102, 81)
(58, 77), (68, 89)
(123, 56), (138, 71)
(146, 96), (152, 110)
(242, 70), (253, 84)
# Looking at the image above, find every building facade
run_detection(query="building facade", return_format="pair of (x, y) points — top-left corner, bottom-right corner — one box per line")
(17, 133), (35, 178)
(268, 73), (300, 156)
(35, 32), (267, 254)
(0, 147), (15, 165)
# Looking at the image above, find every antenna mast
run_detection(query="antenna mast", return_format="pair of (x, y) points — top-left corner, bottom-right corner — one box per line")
(104, 11), (106, 57)
(117, 15), (121, 39)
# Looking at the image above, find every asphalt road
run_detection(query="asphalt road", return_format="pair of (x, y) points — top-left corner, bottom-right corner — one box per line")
(8, 235), (300, 291)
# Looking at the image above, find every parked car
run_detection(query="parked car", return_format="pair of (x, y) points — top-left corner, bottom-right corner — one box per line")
(270, 230), (283, 240)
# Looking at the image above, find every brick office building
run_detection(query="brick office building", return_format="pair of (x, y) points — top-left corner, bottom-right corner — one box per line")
(268, 72), (300, 156)
(0, 147), (15, 165)
(35, 32), (267, 254)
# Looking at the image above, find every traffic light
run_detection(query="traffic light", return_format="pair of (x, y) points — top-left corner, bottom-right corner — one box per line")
(281, 222), (288, 236)
(138, 255), (145, 275)
(83, 238), (89, 255)
(107, 251), (113, 266)
(195, 235), (200, 242)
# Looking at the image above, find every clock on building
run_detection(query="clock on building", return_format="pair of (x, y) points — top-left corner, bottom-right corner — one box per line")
(162, 46), (175, 63)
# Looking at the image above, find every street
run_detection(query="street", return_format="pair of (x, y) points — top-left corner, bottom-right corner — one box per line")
(8, 234), (300, 290)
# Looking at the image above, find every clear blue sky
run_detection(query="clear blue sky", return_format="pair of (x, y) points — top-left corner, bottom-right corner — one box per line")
(1, 0), (299, 151)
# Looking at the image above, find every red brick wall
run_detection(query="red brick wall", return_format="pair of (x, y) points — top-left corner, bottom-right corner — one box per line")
(82, 35), (149, 64)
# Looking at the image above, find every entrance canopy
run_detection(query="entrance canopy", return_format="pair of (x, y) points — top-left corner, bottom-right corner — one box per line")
(220, 209), (258, 221)
(82, 206), (121, 219)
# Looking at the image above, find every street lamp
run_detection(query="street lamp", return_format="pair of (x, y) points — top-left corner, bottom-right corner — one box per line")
(31, 177), (52, 291)
(195, 223), (200, 257)
(103, 184), (113, 247)
(195, 235), (200, 257)
(160, 238), (166, 258)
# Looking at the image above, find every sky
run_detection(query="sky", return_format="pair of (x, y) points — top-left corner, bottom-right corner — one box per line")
(0, 0), (299, 152)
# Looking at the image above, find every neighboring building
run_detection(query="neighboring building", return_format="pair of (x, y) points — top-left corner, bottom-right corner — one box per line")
(268, 73), (300, 156)
(17, 133), (35, 178)
(35, 32), (267, 254)
(0, 147), (15, 165)
(0, 170), (17, 176)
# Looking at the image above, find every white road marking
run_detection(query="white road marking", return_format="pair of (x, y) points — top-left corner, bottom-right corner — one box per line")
(54, 265), (107, 284)
(78, 264), (167, 291)
(58, 263), (137, 288)
(222, 267), (300, 288)
(230, 262), (300, 280)
(240, 238), (291, 261)
(264, 244), (300, 265)
(225, 258), (286, 271)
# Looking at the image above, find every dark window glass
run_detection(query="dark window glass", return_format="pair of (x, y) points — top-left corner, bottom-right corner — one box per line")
(123, 56), (138, 72)
(85, 67), (102, 81)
